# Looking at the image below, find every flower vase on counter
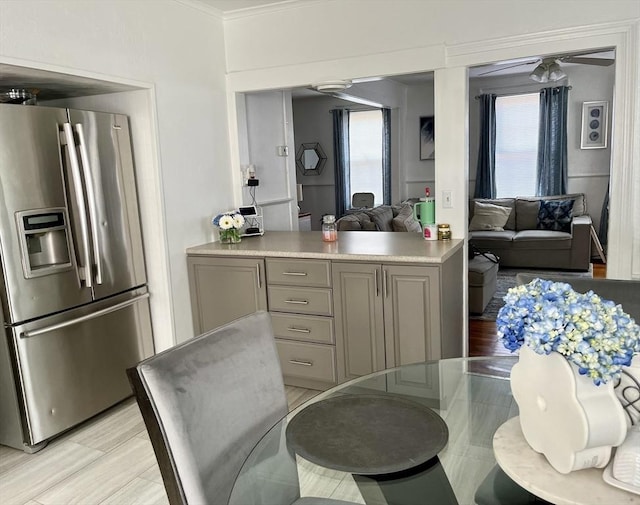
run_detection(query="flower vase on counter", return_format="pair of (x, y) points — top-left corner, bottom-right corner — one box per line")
(212, 211), (245, 244)
(497, 278), (640, 474)
(219, 228), (242, 244)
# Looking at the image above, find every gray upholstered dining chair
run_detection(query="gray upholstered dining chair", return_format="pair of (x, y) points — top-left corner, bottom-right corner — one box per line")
(128, 311), (352, 505)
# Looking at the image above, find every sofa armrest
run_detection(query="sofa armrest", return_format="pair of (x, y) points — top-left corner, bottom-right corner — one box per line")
(569, 214), (592, 270)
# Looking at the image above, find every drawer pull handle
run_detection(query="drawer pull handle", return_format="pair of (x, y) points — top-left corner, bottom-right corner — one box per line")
(282, 272), (307, 276)
(285, 299), (309, 305)
(289, 359), (313, 367)
(287, 327), (311, 333)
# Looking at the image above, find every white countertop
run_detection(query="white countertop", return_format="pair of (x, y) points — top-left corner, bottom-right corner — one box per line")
(186, 231), (463, 264)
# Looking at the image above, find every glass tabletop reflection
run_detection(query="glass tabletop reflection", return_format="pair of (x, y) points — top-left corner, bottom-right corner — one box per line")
(229, 356), (518, 505)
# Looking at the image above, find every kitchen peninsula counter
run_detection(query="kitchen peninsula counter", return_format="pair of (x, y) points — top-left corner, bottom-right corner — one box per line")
(187, 231), (464, 390)
(186, 231), (463, 263)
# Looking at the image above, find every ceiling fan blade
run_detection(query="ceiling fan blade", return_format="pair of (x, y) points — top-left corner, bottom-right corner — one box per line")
(477, 60), (538, 76)
(562, 56), (614, 66)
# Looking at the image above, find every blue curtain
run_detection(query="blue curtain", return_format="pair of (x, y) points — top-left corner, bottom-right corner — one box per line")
(382, 108), (391, 205)
(332, 109), (350, 217)
(474, 94), (497, 199)
(537, 86), (569, 196)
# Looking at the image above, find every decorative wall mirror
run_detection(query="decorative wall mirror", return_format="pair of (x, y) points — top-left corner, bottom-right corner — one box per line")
(296, 142), (327, 175)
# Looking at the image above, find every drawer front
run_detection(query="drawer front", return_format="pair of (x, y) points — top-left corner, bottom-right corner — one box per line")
(268, 286), (333, 316)
(266, 258), (331, 287)
(270, 313), (334, 344)
(276, 339), (336, 383)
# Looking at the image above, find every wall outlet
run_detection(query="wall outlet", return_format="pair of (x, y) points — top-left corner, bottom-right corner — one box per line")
(442, 190), (453, 208)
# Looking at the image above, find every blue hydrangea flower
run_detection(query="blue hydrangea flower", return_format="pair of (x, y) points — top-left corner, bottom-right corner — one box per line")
(496, 278), (640, 385)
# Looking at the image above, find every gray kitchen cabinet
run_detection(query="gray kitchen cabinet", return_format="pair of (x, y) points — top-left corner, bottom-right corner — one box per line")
(187, 232), (464, 390)
(266, 258), (337, 390)
(187, 256), (267, 334)
(331, 263), (385, 382)
(333, 256), (462, 383)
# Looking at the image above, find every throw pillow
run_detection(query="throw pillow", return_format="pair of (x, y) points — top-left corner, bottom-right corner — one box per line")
(392, 204), (422, 232)
(537, 199), (575, 233)
(469, 202), (512, 231)
(365, 206), (394, 231)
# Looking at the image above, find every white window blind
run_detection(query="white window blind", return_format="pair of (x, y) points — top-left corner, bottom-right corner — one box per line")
(349, 110), (383, 206)
(495, 93), (539, 197)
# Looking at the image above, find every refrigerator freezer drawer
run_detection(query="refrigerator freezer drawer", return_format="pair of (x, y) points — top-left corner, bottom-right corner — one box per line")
(9, 288), (153, 448)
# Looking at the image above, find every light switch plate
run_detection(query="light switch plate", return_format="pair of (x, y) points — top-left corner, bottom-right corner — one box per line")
(442, 190), (453, 208)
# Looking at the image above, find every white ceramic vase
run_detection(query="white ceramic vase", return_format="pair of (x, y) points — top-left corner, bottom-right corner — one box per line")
(510, 346), (627, 474)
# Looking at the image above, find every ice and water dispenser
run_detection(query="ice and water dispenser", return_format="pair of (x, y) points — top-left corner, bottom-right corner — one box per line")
(16, 208), (73, 278)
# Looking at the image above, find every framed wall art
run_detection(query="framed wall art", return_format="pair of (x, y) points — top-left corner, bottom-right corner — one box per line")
(580, 101), (608, 149)
(420, 116), (435, 160)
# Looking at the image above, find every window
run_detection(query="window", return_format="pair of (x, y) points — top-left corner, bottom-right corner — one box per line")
(495, 93), (539, 197)
(349, 110), (384, 206)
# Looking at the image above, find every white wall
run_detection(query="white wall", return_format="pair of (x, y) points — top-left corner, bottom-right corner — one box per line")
(224, 0), (639, 280)
(0, 0), (232, 346)
(241, 90), (298, 230)
(468, 63), (614, 234)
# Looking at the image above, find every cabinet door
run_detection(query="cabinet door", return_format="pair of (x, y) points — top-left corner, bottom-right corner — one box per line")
(332, 262), (385, 382)
(187, 256), (267, 334)
(383, 264), (441, 367)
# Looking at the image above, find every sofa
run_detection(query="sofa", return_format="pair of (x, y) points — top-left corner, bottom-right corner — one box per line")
(335, 203), (422, 233)
(469, 193), (592, 271)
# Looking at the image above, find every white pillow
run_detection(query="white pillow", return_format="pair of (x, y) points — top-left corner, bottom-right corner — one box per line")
(469, 201), (512, 231)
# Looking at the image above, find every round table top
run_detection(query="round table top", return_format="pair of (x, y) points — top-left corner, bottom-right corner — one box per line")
(493, 417), (638, 505)
(285, 393), (448, 475)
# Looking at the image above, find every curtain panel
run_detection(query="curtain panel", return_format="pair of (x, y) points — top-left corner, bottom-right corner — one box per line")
(332, 109), (350, 217)
(474, 94), (497, 199)
(537, 86), (569, 196)
(382, 108), (391, 205)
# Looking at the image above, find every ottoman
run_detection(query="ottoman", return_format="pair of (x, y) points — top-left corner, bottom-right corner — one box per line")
(468, 256), (499, 314)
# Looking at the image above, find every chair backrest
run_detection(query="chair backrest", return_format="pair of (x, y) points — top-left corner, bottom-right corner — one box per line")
(128, 311), (291, 505)
(351, 192), (374, 209)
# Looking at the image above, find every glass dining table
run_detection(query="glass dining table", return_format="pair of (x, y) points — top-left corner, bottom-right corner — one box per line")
(229, 356), (519, 505)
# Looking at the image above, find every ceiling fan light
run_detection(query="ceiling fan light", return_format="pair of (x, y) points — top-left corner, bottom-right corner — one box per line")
(548, 62), (567, 81)
(529, 65), (548, 83)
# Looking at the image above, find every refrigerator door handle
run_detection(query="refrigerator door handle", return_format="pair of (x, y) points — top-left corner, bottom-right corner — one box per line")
(62, 123), (93, 288)
(21, 293), (150, 338)
(75, 123), (102, 285)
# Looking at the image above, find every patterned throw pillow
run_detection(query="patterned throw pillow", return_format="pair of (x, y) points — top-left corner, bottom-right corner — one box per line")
(537, 199), (575, 233)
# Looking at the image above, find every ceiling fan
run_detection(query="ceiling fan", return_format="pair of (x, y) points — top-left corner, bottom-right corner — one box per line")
(478, 52), (615, 82)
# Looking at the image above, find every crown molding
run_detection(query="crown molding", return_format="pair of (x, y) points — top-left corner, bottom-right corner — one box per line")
(173, 0), (224, 19)
(222, 0), (325, 20)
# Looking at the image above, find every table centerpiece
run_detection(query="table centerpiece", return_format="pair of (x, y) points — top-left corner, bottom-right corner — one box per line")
(497, 278), (640, 474)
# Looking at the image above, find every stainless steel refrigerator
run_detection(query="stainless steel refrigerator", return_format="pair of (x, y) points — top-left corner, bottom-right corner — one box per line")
(0, 103), (154, 452)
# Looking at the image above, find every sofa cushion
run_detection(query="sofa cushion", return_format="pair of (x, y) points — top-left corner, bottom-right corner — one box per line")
(469, 202), (512, 232)
(537, 199), (575, 233)
(366, 206), (394, 231)
(336, 213), (372, 231)
(515, 193), (586, 230)
(470, 198), (516, 230)
(392, 204), (422, 232)
(512, 230), (572, 249)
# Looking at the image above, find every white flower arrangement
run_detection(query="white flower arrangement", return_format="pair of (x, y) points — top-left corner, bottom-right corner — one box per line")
(212, 211), (245, 243)
(497, 278), (640, 385)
